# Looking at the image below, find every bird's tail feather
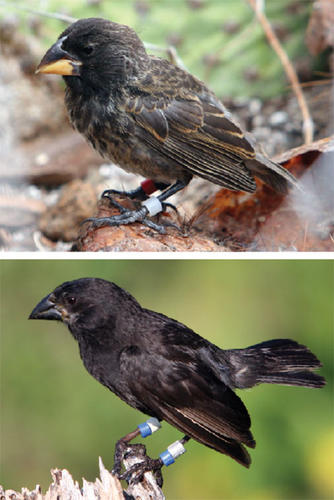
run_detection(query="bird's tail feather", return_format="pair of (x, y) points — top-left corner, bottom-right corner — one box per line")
(162, 403), (253, 467)
(245, 153), (300, 194)
(228, 339), (326, 389)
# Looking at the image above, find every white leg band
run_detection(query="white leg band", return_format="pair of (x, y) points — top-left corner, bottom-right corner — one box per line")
(147, 417), (161, 433)
(160, 439), (187, 466)
(142, 197), (163, 216)
(167, 440), (186, 459)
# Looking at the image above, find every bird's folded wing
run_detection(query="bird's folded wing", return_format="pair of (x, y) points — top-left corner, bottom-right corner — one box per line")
(157, 401), (253, 467)
(124, 93), (257, 192)
(119, 347), (255, 465)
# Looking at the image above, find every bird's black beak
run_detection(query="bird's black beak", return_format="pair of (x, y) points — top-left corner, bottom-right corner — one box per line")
(36, 36), (82, 76)
(29, 294), (63, 321)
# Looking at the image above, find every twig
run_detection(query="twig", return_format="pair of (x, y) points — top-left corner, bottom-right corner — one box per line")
(247, 0), (314, 144)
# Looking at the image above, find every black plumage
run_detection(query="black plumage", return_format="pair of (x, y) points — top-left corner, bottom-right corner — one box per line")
(36, 18), (299, 230)
(29, 278), (325, 470)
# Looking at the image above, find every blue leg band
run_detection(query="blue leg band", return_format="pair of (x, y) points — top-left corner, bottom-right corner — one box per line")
(138, 417), (161, 438)
(159, 440), (186, 466)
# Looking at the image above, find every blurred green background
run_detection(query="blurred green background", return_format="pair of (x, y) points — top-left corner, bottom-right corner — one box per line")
(4, 0), (324, 98)
(1, 259), (333, 499)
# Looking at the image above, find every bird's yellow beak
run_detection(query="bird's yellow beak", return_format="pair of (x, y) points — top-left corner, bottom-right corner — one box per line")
(36, 36), (82, 76)
(36, 58), (81, 75)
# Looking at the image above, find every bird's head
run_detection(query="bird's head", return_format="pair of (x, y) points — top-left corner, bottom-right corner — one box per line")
(29, 278), (99, 325)
(36, 18), (147, 95)
(30, 278), (115, 335)
(29, 278), (140, 343)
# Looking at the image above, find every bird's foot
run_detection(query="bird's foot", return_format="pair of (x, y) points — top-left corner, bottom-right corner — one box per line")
(85, 209), (167, 233)
(112, 438), (131, 477)
(120, 458), (164, 487)
(112, 431), (188, 488)
(112, 419), (162, 480)
(118, 444), (164, 487)
(85, 194), (180, 233)
(102, 187), (147, 202)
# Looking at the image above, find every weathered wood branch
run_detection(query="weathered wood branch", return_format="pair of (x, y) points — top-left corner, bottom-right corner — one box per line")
(0, 455), (165, 500)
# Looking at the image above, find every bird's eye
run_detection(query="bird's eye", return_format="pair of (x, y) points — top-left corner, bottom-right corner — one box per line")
(66, 296), (76, 305)
(82, 46), (94, 56)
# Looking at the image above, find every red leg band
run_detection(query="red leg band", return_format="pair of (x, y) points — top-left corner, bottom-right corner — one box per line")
(141, 179), (157, 196)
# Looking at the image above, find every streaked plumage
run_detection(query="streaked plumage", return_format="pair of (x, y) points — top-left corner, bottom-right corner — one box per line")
(37, 18), (298, 211)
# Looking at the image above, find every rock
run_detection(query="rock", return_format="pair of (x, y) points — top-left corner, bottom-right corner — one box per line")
(76, 197), (227, 252)
(23, 131), (102, 186)
(269, 111), (288, 127)
(39, 180), (98, 242)
(0, 194), (46, 228)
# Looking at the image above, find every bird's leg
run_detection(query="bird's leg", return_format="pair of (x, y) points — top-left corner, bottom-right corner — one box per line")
(113, 418), (162, 477)
(139, 178), (189, 219)
(102, 180), (170, 201)
(157, 180), (188, 203)
(120, 447), (164, 487)
(85, 180), (188, 233)
(181, 435), (191, 445)
(112, 427), (141, 477)
(120, 434), (190, 487)
(158, 435), (189, 467)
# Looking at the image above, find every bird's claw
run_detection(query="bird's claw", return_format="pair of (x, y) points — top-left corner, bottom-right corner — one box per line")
(112, 442), (164, 487)
(112, 438), (129, 477)
(101, 194), (129, 214)
(102, 188), (125, 198)
(102, 187), (147, 201)
(161, 201), (178, 214)
(84, 209), (167, 234)
(84, 192), (181, 233)
(119, 456), (164, 487)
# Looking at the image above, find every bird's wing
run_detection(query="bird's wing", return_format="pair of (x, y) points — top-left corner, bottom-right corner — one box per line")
(124, 87), (257, 192)
(119, 343), (255, 466)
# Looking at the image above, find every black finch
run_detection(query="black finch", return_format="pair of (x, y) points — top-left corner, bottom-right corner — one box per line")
(37, 18), (298, 230)
(30, 278), (325, 478)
